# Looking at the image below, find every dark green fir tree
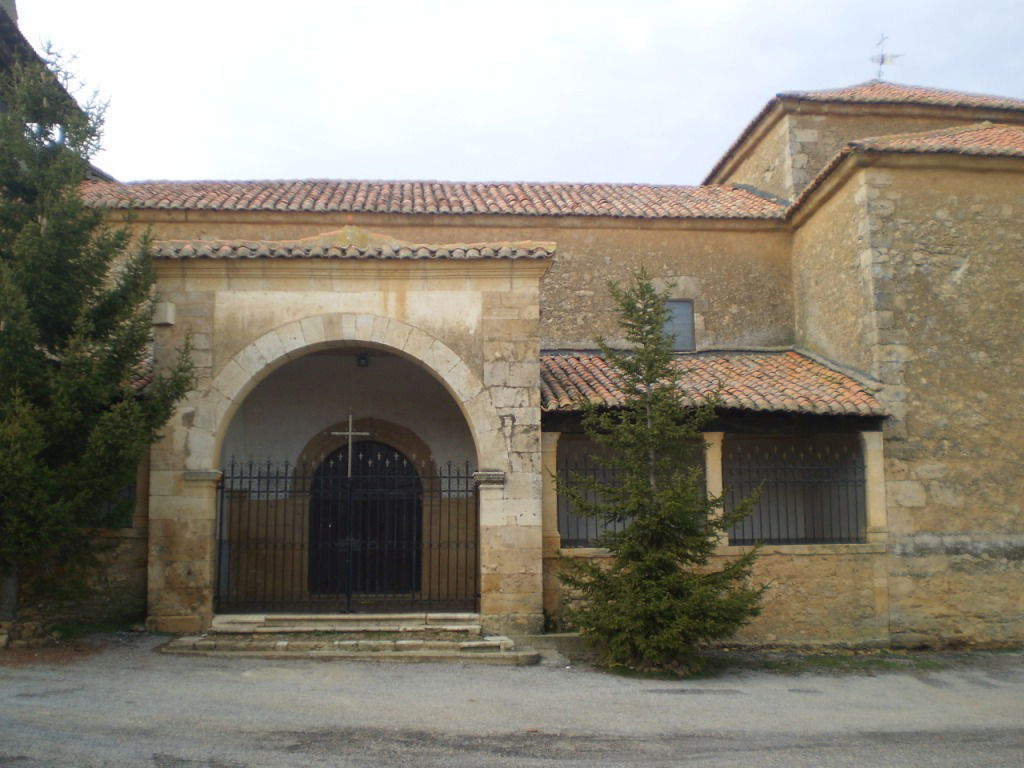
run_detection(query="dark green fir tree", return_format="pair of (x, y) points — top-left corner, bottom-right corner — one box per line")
(559, 270), (763, 675)
(0, 56), (192, 599)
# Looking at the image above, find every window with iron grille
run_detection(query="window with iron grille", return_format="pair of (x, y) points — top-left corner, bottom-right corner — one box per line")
(557, 448), (627, 547)
(723, 433), (867, 545)
(556, 437), (703, 547)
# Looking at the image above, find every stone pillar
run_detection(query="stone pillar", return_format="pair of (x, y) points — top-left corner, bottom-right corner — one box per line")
(704, 434), (729, 499)
(861, 430), (890, 640)
(541, 432), (562, 557)
(146, 468), (220, 633)
(704, 432), (727, 549)
(540, 431), (562, 623)
(477, 276), (546, 635)
(476, 470), (544, 635)
(704, 432), (725, 500)
(861, 431), (889, 544)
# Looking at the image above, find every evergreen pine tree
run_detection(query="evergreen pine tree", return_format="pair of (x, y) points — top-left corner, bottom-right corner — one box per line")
(560, 270), (762, 675)
(0, 57), (192, 593)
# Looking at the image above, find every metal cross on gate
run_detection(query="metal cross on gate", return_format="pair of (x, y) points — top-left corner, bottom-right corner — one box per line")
(328, 412), (372, 478)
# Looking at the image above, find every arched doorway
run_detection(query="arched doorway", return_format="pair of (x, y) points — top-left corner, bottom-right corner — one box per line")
(309, 441), (423, 605)
(215, 446), (478, 613)
(213, 346), (481, 614)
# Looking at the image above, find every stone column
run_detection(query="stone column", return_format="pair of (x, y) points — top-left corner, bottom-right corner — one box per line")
(540, 431), (562, 622)
(704, 432), (728, 550)
(703, 432), (725, 500)
(861, 431), (888, 544)
(861, 430), (890, 640)
(541, 432), (562, 557)
(146, 468), (221, 633)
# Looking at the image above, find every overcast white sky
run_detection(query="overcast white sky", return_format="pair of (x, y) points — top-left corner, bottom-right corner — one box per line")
(15, 0), (1024, 185)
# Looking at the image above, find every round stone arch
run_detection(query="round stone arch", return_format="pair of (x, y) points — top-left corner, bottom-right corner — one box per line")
(186, 313), (507, 473)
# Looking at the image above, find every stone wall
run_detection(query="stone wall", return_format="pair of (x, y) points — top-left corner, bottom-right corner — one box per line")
(1, 532), (147, 647)
(125, 212), (794, 353)
(108, 154), (1024, 646)
(718, 106), (1024, 202)
(545, 546), (887, 647)
(793, 154), (1024, 646)
(866, 160), (1024, 645)
(137, 219), (550, 633)
(716, 113), (794, 202)
(785, 111), (1024, 195)
(792, 167), (879, 377)
(729, 547), (888, 646)
(1, 464), (150, 647)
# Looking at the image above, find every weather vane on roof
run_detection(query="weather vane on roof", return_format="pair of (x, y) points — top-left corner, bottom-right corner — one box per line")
(870, 34), (903, 80)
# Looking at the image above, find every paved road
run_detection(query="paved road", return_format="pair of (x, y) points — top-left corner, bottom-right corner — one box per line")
(1, 635), (1022, 767)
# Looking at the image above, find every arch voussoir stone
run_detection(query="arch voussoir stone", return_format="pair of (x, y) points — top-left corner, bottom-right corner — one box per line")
(198, 312), (504, 472)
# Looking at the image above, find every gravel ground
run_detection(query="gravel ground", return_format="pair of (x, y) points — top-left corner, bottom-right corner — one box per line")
(1, 633), (1022, 767)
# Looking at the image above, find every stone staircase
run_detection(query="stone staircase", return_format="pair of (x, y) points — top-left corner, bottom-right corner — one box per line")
(161, 613), (540, 665)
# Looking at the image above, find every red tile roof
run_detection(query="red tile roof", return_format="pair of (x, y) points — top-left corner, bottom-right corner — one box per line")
(791, 123), (1024, 215)
(81, 180), (785, 220)
(780, 81), (1024, 111)
(705, 81), (1024, 185)
(541, 351), (884, 417)
(152, 227), (554, 261)
(849, 121), (1024, 157)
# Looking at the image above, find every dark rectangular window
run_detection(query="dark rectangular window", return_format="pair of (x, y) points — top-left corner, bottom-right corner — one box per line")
(664, 300), (695, 351)
(557, 439), (626, 547)
(556, 437), (704, 547)
(723, 433), (866, 545)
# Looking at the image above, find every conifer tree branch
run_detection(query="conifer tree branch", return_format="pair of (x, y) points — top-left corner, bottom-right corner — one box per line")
(559, 269), (763, 675)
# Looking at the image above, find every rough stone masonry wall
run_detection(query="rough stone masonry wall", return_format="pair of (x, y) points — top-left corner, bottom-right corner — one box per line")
(717, 113), (795, 202)
(728, 546), (887, 646)
(866, 162), (1024, 646)
(786, 111), (1020, 196)
(1, 533), (147, 647)
(548, 545), (887, 646)
(130, 213), (794, 354)
(792, 169), (879, 377)
(1, 465), (150, 647)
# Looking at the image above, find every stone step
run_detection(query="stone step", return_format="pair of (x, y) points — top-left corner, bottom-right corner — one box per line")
(160, 632), (539, 666)
(209, 613), (482, 635)
(514, 632), (593, 655)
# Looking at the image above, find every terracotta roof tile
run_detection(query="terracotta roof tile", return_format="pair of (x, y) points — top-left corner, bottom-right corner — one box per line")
(849, 121), (1024, 157)
(151, 226), (554, 261)
(541, 350), (884, 417)
(780, 81), (1024, 111)
(705, 80), (1024, 185)
(790, 122), (1024, 215)
(81, 180), (785, 220)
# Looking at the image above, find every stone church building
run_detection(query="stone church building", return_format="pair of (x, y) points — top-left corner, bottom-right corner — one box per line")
(75, 80), (1024, 648)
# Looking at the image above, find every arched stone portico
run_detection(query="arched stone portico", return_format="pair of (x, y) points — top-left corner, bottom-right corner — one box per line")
(192, 313), (508, 472)
(148, 303), (546, 635)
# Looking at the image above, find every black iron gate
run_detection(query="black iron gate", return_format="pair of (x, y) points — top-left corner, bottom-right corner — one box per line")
(216, 443), (479, 613)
